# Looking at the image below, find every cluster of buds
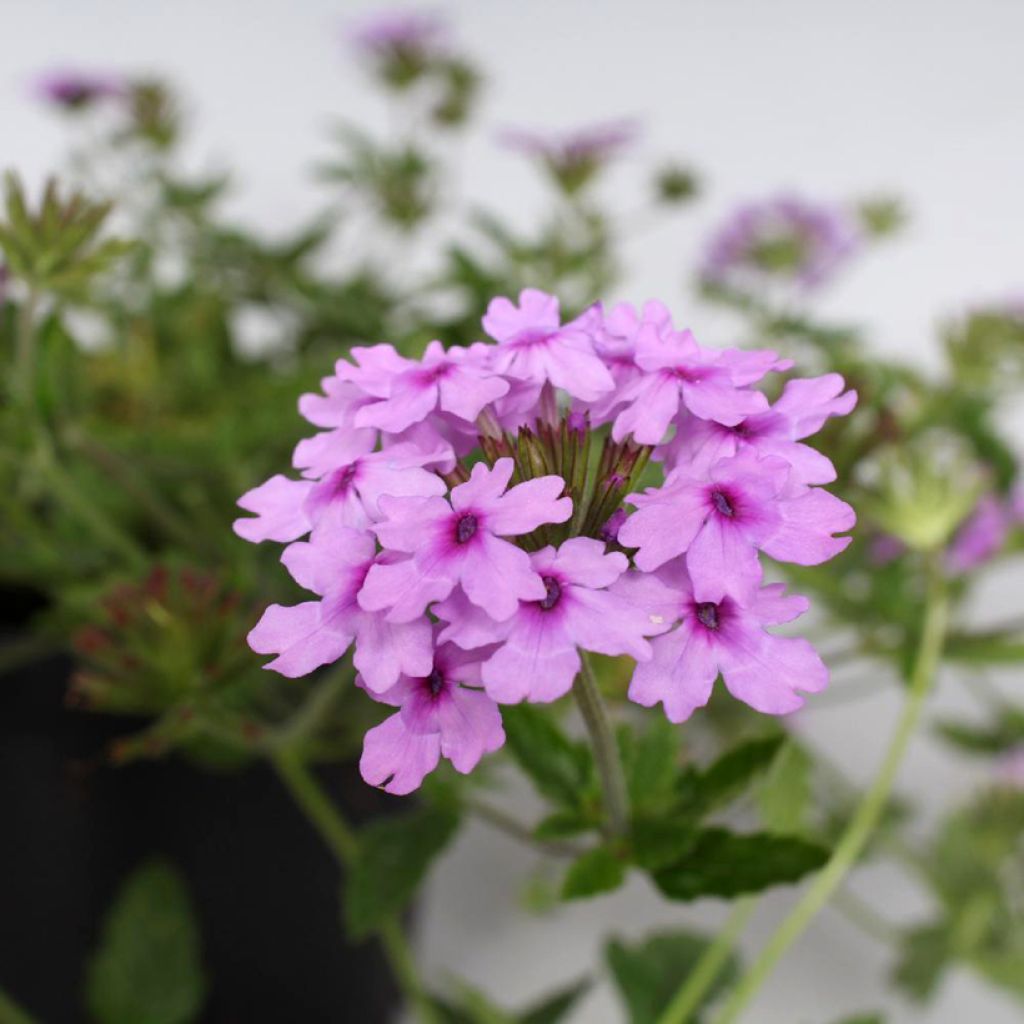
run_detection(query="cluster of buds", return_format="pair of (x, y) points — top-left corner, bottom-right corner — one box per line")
(69, 566), (258, 761)
(235, 289), (856, 794)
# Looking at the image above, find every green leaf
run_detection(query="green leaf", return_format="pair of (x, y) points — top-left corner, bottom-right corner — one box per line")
(534, 809), (595, 841)
(758, 740), (813, 834)
(893, 923), (950, 1002)
(652, 829), (829, 901)
(630, 817), (698, 872)
(562, 846), (626, 900)
(86, 858), (206, 1024)
(606, 929), (739, 1024)
(518, 977), (592, 1023)
(501, 705), (593, 808)
(345, 804), (460, 938)
(625, 714), (680, 811)
(676, 735), (785, 817)
(934, 710), (1024, 755)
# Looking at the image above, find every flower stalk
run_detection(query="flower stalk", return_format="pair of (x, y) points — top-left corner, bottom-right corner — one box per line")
(573, 651), (630, 839)
(270, 746), (440, 1024)
(711, 559), (949, 1024)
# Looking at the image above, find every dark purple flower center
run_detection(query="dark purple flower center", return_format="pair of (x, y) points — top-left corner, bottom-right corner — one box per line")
(711, 489), (735, 517)
(455, 512), (478, 544)
(426, 667), (446, 697)
(538, 576), (562, 611)
(696, 602), (720, 630)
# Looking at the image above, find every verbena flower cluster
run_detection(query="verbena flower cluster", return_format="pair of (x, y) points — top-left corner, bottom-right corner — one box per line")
(701, 194), (859, 291)
(235, 289), (857, 794)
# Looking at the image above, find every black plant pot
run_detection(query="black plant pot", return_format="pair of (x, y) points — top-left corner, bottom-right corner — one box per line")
(0, 588), (402, 1024)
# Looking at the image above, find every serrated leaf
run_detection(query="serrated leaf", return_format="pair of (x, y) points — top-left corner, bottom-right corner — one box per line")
(501, 705), (593, 808)
(630, 817), (698, 872)
(345, 804), (460, 938)
(606, 929), (739, 1024)
(86, 858), (206, 1024)
(625, 714), (680, 811)
(652, 829), (829, 901)
(676, 735), (784, 817)
(562, 846), (626, 900)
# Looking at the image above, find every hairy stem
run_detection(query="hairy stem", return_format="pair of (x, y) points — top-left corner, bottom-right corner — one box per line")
(270, 748), (438, 1024)
(573, 651), (630, 839)
(711, 564), (949, 1024)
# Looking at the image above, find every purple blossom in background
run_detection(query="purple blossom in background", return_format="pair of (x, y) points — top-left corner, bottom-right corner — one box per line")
(996, 746), (1024, 789)
(359, 638), (504, 794)
(500, 120), (638, 191)
(701, 194), (860, 291)
(237, 286), (856, 793)
(349, 9), (448, 60)
(34, 69), (123, 110)
(946, 493), (1013, 574)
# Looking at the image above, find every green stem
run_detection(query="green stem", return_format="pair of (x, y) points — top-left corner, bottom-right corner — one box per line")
(573, 651), (629, 839)
(14, 289), (41, 410)
(711, 565), (949, 1024)
(467, 797), (583, 858)
(270, 748), (439, 1024)
(0, 987), (37, 1024)
(656, 898), (757, 1024)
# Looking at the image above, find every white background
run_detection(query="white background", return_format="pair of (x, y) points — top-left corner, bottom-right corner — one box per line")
(3, 1), (1023, 1021)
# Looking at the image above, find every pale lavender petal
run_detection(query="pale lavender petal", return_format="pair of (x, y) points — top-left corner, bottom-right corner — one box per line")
(435, 688), (505, 773)
(562, 587), (656, 660)
(360, 714), (441, 795)
(628, 624), (718, 723)
(451, 458), (515, 512)
(248, 600), (355, 678)
(686, 517), (764, 601)
(353, 612), (435, 694)
(547, 536), (627, 588)
(750, 583), (810, 625)
(434, 587), (511, 648)
(481, 611), (580, 704)
(718, 628), (828, 714)
(762, 488), (856, 565)
(438, 366), (509, 421)
(618, 482), (706, 571)
(357, 557), (455, 622)
(483, 475), (572, 535)
(681, 377), (769, 427)
(772, 374), (858, 438)
(612, 375), (681, 444)
(482, 289), (560, 342)
(354, 374), (439, 433)
(459, 534), (545, 620)
(234, 475), (313, 543)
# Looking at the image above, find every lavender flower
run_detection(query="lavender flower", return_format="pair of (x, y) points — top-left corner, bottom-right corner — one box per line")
(34, 69), (123, 110)
(500, 120), (638, 192)
(237, 289), (856, 793)
(349, 10), (449, 88)
(701, 194), (860, 292)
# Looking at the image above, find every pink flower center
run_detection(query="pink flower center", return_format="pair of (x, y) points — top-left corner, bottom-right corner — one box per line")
(454, 512), (478, 544)
(510, 328), (553, 349)
(537, 576), (562, 611)
(711, 489), (735, 517)
(696, 601), (720, 630)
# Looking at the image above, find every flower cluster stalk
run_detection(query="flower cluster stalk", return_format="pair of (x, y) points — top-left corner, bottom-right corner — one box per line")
(710, 561), (949, 1024)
